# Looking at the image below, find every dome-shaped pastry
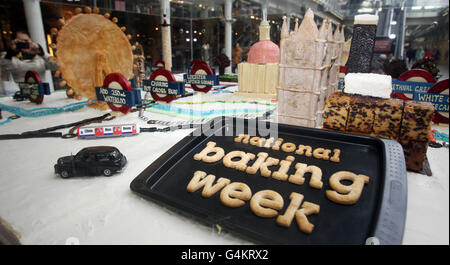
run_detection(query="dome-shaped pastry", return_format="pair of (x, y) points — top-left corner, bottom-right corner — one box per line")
(247, 20), (280, 64)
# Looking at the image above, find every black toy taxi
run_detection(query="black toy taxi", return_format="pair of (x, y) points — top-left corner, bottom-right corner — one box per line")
(55, 146), (127, 178)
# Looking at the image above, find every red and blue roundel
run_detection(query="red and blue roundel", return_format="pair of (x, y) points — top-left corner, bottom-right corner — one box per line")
(189, 62), (214, 93)
(392, 69), (436, 100)
(103, 73), (133, 114)
(428, 79), (449, 124)
(25, 71), (44, 104)
(149, 68), (177, 103)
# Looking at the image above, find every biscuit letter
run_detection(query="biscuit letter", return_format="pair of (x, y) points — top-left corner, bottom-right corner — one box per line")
(296, 145), (313, 157)
(295, 202), (320, 234)
(272, 156), (295, 181)
(276, 193), (320, 234)
(246, 152), (269, 175)
(263, 137), (274, 149)
(330, 149), (341, 163)
(250, 190), (284, 218)
(326, 171), (370, 205)
(288, 163), (323, 189)
(276, 192), (304, 227)
(260, 157), (280, 177)
(187, 171), (231, 198)
(249, 137), (264, 147)
(234, 134), (250, 144)
(193, 142), (225, 163)
(312, 148), (332, 160)
(281, 142), (297, 153)
(271, 138), (284, 151)
(223, 151), (255, 172)
(220, 182), (252, 208)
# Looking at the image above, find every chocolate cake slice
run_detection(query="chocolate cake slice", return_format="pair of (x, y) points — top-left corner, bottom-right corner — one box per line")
(399, 101), (435, 142)
(323, 92), (351, 131)
(346, 95), (375, 134)
(372, 98), (404, 140)
(399, 140), (429, 172)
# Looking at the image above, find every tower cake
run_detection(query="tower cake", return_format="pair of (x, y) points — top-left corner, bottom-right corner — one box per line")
(277, 9), (337, 128)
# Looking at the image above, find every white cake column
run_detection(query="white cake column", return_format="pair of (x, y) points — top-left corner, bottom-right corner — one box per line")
(23, 0), (54, 91)
(224, 0), (232, 74)
(160, 0), (172, 71)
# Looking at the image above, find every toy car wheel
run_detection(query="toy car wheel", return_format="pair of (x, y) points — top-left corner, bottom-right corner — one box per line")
(60, 170), (70, 178)
(103, 168), (112, 177)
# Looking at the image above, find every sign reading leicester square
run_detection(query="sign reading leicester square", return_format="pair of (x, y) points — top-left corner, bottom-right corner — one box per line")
(183, 74), (216, 86)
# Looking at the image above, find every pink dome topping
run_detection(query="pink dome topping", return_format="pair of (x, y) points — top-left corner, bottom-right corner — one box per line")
(247, 40), (280, 64)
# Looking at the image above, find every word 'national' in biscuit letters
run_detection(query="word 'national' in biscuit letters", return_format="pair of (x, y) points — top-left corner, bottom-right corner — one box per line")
(234, 134), (341, 163)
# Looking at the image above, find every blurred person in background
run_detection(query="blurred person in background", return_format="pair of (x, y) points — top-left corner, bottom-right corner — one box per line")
(371, 54), (388, 74)
(406, 47), (416, 67)
(415, 46), (425, 62)
(0, 29), (57, 95)
(232, 43), (242, 74)
(213, 48), (231, 76)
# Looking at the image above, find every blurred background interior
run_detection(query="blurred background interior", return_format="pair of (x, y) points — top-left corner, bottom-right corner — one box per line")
(0, 0), (448, 87)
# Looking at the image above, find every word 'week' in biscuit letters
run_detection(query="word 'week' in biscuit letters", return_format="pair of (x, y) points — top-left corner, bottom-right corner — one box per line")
(186, 171), (322, 234)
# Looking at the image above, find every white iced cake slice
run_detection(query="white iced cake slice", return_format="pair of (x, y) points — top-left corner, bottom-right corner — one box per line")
(354, 14), (379, 25)
(344, 73), (392, 99)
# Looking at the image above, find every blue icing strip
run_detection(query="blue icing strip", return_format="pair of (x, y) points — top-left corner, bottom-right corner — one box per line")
(0, 101), (89, 117)
(151, 104), (273, 117)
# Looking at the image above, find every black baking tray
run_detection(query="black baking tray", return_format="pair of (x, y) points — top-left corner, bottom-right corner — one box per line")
(131, 117), (407, 245)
